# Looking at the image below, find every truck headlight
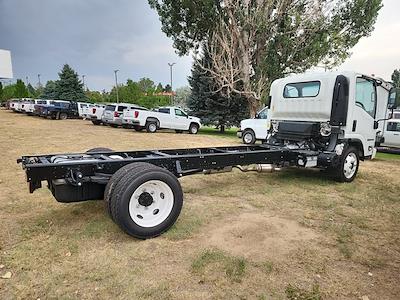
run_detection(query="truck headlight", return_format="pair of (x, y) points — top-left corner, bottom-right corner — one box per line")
(320, 122), (332, 137)
(271, 121), (279, 133)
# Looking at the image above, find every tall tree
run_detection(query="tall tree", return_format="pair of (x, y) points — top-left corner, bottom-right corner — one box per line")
(138, 77), (155, 94)
(15, 79), (29, 98)
(156, 83), (164, 92)
(27, 83), (36, 97)
(392, 69), (400, 88)
(188, 51), (248, 132)
(41, 80), (59, 99)
(149, 0), (383, 115)
(56, 64), (86, 101)
(174, 86), (191, 108)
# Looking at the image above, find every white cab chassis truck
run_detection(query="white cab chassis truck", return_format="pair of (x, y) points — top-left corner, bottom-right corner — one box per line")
(267, 71), (399, 182)
(237, 106), (270, 144)
(18, 71), (399, 239)
(122, 106), (202, 134)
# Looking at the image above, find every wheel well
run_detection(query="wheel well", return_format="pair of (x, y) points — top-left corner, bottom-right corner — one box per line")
(190, 122), (199, 128)
(146, 118), (159, 127)
(347, 139), (364, 160)
(243, 128), (255, 134)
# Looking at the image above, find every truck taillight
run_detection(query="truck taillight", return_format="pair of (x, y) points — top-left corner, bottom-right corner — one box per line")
(114, 111), (119, 117)
(134, 111), (139, 118)
(92, 108), (96, 114)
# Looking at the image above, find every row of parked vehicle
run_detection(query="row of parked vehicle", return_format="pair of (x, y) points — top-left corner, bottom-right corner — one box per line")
(5, 98), (202, 134)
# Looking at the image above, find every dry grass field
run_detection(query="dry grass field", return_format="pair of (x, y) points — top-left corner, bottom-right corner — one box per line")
(0, 108), (400, 299)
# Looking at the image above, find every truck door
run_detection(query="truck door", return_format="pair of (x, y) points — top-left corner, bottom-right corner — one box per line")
(384, 121), (400, 147)
(353, 77), (377, 156)
(173, 108), (189, 129)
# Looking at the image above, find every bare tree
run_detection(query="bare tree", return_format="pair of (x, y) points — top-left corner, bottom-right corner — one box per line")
(196, 0), (381, 116)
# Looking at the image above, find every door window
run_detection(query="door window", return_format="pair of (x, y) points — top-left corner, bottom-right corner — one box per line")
(174, 109), (187, 117)
(355, 78), (376, 117)
(387, 122), (400, 132)
(257, 107), (268, 119)
(159, 108), (170, 114)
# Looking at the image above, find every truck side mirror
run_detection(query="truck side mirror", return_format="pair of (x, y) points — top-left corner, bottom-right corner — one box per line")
(255, 113), (260, 119)
(388, 88), (400, 109)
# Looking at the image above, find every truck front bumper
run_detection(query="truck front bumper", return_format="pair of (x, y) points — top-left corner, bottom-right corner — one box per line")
(237, 130), (243, 138)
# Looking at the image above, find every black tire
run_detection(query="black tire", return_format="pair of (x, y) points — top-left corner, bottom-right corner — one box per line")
(92, 120), (102, 125)
(146, 121), (157, 133)
(175, 130), (183, 134)
(86, 147), (113, 153)
(242, 129), (256, 144)
(59, 112), (68, 120)
(332, 146), (360, 183)
(110, 124), (119, 128)
(189, 123), (199, 134)
(109, 163), (183, 239)
(134, 126), (143, 132)
(104, 162), (151, 220)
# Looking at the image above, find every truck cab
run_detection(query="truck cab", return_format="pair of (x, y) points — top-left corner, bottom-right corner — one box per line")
(267, 71), (399, 181)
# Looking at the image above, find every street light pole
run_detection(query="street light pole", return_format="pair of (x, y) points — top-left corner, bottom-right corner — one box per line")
(37, 74), (41, 87)
(25, 76), (29, 86)
(82, 75), (86, 90)
(114, 70), (119, 103)
(168, 62), (176, 105)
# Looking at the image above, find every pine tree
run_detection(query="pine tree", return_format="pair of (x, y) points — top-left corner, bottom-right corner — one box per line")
(27, 83), (36, 97)
(188, 51), (249, 132)
(0, 82), (3, 101)
(15, 79), (29, 98)
(56, 64), (86, 101)
(41, 80), (59, 99)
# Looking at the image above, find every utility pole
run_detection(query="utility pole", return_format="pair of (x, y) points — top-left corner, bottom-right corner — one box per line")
(82, 75), (86, 90)
(25, 76), (29, 86)
(37, 74), (41, 87)
(168, 62), (176, 105)
(114, 70), (119, 103)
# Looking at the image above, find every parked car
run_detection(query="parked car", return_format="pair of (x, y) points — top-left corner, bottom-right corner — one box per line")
(39, 101), (78, 120)
(122, 106), (201, 133)
(237, 106), (270, 144)
(382, 119), (400, 148)
(77, 102), (95, 119)
(88, 104), (106, 125)
(102, 103), (147, 127)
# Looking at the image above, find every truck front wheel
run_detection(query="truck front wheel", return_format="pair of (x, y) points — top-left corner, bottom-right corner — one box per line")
(189, 123), (199, 134)
(333, 146), (359, 183)
(242, 129), (256, 144)
(59, 113), (68, 120)
(109, 163), (183, 239)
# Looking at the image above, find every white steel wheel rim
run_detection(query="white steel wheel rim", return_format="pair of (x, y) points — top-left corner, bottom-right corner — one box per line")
(343, 153), (358, 179)
(129, 180), (174, 228)
(149, 123), (156, 132)
(243, 132), (253, 144)
(190, 125), (198, 134)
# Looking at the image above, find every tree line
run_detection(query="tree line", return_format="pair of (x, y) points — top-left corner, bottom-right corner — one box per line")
(0, 64), (174, 109)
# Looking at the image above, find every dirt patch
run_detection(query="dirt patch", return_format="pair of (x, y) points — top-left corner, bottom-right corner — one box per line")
(205, 213), (319, 261)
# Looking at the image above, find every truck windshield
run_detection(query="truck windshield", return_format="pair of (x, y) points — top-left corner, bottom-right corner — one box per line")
(257, 108), (268, 119)
(105, 105), (116, 111)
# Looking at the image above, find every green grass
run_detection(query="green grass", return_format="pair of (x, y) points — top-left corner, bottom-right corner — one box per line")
(198, 126), (239, 140)
(376, 152), (400, 160)
(191, 249), (247, 283)
(285, 284), (322, 300)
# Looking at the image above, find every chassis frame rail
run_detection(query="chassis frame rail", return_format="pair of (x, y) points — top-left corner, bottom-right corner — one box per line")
(18, 145), (323, 193)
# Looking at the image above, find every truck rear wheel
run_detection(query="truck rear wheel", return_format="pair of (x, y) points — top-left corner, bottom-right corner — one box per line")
(91, 120), (102, 125)
(109, 163), (183, 239)
(134, 126), (143, 132)
(59, 113), (68, 120)
(333, 146), (359, 183)
(146, 121), (157, 133)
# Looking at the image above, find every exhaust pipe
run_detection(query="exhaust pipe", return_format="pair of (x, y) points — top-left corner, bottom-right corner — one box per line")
(236, 164), (280, 173)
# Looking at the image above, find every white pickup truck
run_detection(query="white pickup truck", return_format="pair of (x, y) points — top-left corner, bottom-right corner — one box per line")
(88, 104), (106, 125)
(237, 106), (270, 144)
(122, 106), (202, 133)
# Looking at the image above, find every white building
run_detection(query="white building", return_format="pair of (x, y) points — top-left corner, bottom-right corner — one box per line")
(0, 49), (13, 79)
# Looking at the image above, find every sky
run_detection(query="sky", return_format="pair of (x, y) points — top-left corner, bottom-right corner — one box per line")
(0, 0), (399, 91)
